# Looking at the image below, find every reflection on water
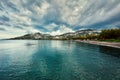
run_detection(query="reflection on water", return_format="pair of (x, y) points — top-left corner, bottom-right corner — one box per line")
(0, 40), (120, 80)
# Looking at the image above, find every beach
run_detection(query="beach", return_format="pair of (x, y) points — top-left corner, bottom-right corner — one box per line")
(76, 40), (120, 49)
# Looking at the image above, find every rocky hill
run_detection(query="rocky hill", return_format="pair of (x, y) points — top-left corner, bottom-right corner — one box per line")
(9, 29), (101, 40)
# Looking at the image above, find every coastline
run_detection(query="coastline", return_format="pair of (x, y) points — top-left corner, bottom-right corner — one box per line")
(75, 40), (120, 49)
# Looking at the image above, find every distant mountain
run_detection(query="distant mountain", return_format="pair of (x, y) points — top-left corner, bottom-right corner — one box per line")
(10, 33), (53, 40)
(53, 29), (101, 39)
(9, 29), (101, 40)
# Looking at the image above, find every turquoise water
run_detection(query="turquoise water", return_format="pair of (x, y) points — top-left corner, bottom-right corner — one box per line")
(0, 40), (120, 80)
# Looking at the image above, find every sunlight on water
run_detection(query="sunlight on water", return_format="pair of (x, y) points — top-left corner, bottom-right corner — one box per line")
(0, 40), (120, 80)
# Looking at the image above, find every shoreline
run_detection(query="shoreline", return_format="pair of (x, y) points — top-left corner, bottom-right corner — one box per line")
(1, 39), (120, 49)
(75, 40), (120, 49)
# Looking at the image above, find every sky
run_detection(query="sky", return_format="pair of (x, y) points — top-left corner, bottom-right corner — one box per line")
(0, 0), (120, 39)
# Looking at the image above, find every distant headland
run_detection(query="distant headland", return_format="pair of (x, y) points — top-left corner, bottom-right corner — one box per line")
(8, 29), (120, 42)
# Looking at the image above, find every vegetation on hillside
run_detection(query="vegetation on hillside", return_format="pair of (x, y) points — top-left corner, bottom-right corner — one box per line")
(72, 29), (120, 42)
(99, 29), (120, 39)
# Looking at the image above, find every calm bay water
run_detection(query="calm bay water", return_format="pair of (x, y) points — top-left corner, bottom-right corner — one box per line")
(0, 40), (120, 80)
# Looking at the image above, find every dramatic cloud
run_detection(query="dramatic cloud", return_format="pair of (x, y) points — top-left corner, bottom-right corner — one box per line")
(0, 0), (120, 38)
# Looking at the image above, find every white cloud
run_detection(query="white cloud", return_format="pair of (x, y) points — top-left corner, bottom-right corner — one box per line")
(0, 28), (26, 39)
(49, 25), (74, 35)
(0, 0), (120, 39)
(80, 2), (120, 26)
(32, 1), (49, 15)
(44, 23), (58, 31)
